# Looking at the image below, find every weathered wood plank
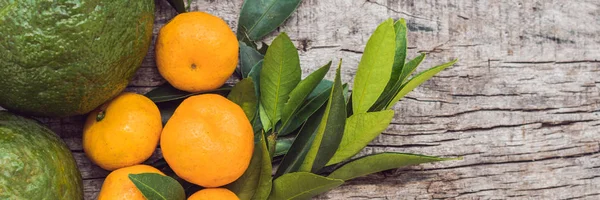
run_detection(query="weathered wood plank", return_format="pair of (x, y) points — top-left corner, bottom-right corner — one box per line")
(31, 0), (600, 199)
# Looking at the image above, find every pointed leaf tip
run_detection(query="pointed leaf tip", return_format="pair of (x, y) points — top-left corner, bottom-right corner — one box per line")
(352, 19), (396, 114)
(128, 173), (185, 200)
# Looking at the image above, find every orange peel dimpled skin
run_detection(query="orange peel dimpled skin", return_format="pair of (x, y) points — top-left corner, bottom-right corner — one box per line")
(160, 94), (254, 188)
(155, 11), (239, 93)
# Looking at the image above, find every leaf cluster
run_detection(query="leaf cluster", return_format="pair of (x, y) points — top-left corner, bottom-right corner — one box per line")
(133, 1), (458, 200)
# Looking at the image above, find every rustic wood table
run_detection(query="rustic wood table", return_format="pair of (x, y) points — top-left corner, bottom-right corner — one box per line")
(42, 0), (600, 199)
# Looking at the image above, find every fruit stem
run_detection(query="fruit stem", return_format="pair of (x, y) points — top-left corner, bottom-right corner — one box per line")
(96, 110), (106, 122)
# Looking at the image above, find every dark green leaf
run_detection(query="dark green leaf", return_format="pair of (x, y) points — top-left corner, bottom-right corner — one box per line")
(260, 33), (302, 127)
(128, 173), (185, 200)
(300, 62), (346, 172)
(237, 0), (302, 41)
(239, 42), (264, 78)
(165, 0), (186, 13)
(145, 83), (231, 103)
(252, 110), (265, 135)
(226, 133), (272, 200)
(370, 53), (426, 111)
(279, 80), (333, 135)
(386, 59), (458, 109)
(248, 60), (264, 98)
(308, 80), (333, 99)
(327, 110), (395, 165)
(275, 136), (295, 157)
(275, 107), (324, 177)
(269, 172), (343, 200)
(352, 19), (396, 114)
(390, 19), (408, 85)
(281, 62), (331, 131)
(328, 153), (456, 181)
(377, 19), (407, 108)
(156, 100), (183, 126)
(398, 53), (425, 85)
(228, 78), (258, 121)
(342, 83), (350, 104)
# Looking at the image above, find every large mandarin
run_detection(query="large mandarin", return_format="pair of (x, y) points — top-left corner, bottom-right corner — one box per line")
(161, 94), (254, 187)
(83, 92), (162, 171)
(155, 11), (239, 92)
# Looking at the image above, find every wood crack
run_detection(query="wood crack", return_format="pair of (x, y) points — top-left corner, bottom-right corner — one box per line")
(367, 143), (440, 148)
(340, 48), (363, 54)
(420, 151), (600, 171)
(503, 60), (600, 64)
(403, 96), (457, 104)
(451, 92), (538, 97)
(563, 193), (600, 200)
(445, 122), (539, 133)
(418, 107), (557, 118)
(452, 188), (504, 198)
(538, 119), (597, 128)
(577, 175), (600, 180)
(516, 184), (580, 192)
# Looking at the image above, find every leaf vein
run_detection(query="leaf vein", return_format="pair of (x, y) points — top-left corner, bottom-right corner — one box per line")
(130, 176), (168, 200)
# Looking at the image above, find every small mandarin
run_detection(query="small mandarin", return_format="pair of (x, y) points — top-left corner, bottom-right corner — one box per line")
(161, 94), (254, 187)
(97, 165), (165, 200)
(188, 188), (239, 200)
(83, 92), (162, 171)
(155, 11), (238, 92)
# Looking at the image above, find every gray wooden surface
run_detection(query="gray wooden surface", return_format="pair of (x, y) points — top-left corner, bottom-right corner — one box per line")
(41, 0), (600, 199)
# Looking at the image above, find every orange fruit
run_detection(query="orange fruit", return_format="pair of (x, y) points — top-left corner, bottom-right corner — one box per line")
(188, 188), (239, 200)
(155, 11), (238, 93)
(97, 165), (165, 200)
(161, 94), (254, 187)
(83, 92), (162, 171)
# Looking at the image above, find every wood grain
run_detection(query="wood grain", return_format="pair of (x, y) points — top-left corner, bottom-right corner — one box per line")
(35, 0), (600, 199)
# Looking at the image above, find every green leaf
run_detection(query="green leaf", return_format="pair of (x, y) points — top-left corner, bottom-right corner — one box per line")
(379, 19), (407, 104)
(342, 83), (350, 104)
(370, 53), (426, 111)
(166, 0), (186, 13)
(248, 60), (264, 97)
(269, 172), (343, 200)
(275, 107), (324, 177)
(128, 173), (185, 200)
(260, 33), (302, 127)
(259, 103), (272, 132)
(281, 61), (331, 131)
(279, 80), (332, 136)
(239, 42), (264, 78)
(398, 53), (425, 85)
(386, 59), (458, 109)
(237, 0), (302, 41)
(156, 100), (183, 126)
(145, 83), (231, 103)
(226, 133), (272, 200)
(300, 62), (346, 172)
(275, 136), (295, 157)
(352, 19), (396, 114)
(328, 153), (455, 181)
(326, 110), (395, 165)
(228, 78), (258, 121)
(391, 19), (408, 84)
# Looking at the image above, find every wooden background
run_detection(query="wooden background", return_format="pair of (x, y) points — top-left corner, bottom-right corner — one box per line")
(40, 0), (600, 199)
